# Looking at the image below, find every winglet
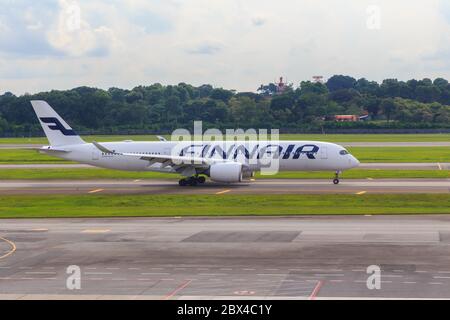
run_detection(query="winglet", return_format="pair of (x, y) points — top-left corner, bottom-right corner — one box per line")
(157, 135), (167, 142)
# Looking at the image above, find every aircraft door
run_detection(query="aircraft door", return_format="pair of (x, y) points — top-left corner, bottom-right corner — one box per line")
(320, 146), (328, 159)
(92, 148), (100, 160)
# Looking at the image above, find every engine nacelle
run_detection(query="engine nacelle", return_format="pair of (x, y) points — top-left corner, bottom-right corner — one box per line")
(209, 162), (243, 183)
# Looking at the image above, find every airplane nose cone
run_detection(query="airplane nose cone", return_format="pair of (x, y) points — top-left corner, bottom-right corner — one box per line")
(350, 156), (360, 168)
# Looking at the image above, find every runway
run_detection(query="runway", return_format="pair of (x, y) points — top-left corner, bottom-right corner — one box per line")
(2, 215), (450, 299)
(1, 162), (449, 170)
(0, 178), (448, 195)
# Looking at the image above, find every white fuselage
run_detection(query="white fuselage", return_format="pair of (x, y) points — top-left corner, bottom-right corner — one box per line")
(43, 140), (360, 175)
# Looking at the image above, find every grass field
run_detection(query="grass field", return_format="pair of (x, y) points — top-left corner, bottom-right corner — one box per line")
(0, 149), (72, 164)
(0, 147), (448, 164)
(348, 147), (450, 163)
(0, 194), (448, 218)
(0, 168), (447, 180)
(1, 133), (450, 144)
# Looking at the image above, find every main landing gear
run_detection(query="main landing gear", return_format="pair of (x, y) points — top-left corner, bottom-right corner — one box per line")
(179, 176), (206, 187)
(333, 171), (341, 185)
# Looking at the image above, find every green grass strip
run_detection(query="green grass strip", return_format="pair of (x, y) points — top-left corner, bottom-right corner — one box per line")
(0, 149), (72, 164)
(2, 133), (450, 144)
(0, 194), (449, 218)
(347, 147), (450, 163)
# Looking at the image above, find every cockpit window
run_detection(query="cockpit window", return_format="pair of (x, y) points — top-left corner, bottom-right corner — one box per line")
(339, 150), (349, 155)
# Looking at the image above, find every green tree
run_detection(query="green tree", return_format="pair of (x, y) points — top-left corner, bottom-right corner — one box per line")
(380, 98), (397, 122)
(229, 96), (258, 126)
(299, 81), (328, 95)
(210, 88), (234, 103)
(326, 75), (356, 92)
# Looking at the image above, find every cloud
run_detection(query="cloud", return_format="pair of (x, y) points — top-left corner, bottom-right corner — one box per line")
(0, 1), (63, 57)
(2, 0), (450, 95)
(439, 0), (450, 24)
(46, 0), (120, 57)
(252, 16), (267, 27)
(125, 9), (173, 34)
(185, 41), (223, 55)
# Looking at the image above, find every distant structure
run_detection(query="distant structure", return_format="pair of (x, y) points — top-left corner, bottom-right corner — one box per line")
(276, 77), (288, 94)
(312, 76), (324, 83)
(334, 115), (359, 122)
(257, 76), (292, 96)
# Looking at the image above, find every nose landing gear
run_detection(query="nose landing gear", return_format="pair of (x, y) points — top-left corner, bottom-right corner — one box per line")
(333, 171), (341, 185)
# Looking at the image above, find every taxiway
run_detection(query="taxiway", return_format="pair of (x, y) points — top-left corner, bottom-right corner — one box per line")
(2, 216), (450, 299)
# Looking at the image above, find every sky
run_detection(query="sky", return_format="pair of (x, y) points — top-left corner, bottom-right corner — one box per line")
(0, 0), (450, 95)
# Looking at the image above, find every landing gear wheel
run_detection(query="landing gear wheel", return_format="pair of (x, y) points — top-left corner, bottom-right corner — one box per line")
(179, 179), (188, 186)
(188, 178), (198, 186)
(333, 171), (341, 185)
(197, 176), (206, 184)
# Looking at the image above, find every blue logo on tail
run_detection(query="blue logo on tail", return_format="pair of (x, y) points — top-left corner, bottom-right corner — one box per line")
(39, 117), (77, 136)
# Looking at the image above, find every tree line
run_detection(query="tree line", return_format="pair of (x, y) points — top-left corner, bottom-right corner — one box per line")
(1, 75), (450, 136)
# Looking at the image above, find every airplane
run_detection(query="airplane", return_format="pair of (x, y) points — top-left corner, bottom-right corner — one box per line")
(30, 100), (360, 186)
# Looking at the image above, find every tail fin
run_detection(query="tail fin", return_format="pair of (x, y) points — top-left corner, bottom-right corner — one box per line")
(31, 100), (85, 146)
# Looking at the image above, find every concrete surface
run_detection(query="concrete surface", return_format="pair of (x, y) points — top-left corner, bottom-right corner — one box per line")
(2, 216), (450, 299)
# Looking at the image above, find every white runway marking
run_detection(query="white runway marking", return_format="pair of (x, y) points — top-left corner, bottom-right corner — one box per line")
(81, 229), (110, 234)
(141, 273), (169, 275)
(88, 188), (104, 194)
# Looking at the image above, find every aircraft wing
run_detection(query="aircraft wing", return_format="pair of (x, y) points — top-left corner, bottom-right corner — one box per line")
(92, 141), (231, 169)
(122, 152), (222, 168)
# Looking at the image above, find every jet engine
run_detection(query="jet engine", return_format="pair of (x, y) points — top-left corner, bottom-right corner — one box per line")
(209, 162), (243, 183)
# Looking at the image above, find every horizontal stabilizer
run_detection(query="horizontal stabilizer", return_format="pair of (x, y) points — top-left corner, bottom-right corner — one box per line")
(38, 146), (70, 153)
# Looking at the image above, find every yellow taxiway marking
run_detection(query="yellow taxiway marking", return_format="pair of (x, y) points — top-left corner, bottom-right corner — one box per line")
(367, 177), (373, 180)
(81, 229), (111, 234)
(250, 179), (256, 181)
(30, 228), (48, 232)
(215, 189), (231, 195)
(134, 179), (142, 182)
(356, 191), (367, 195)
(438, 163), (442, 170)
(88, 189), (104, 194)
(0, 237), (17, 260)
